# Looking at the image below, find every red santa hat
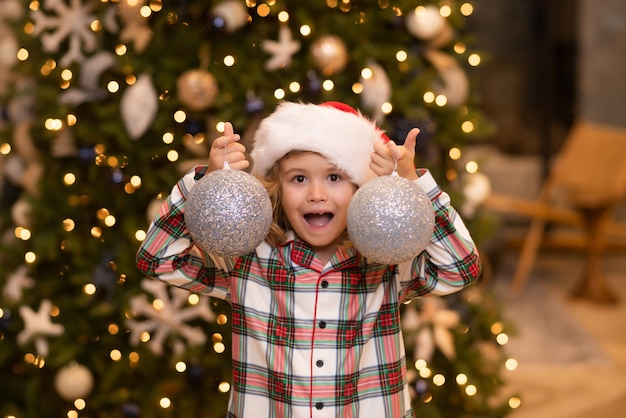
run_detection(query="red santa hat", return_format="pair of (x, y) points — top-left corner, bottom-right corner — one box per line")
(250, 101), (390, 186)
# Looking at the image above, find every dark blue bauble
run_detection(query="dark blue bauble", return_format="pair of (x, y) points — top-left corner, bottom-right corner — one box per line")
(245, 97), (264, 114)
(121, 402), (141, 418)
(186, 119), (205, 136)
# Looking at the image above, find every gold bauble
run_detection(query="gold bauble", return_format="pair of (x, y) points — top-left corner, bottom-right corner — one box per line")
(310, 35), (349, 76)
(176, 69), (219, 111)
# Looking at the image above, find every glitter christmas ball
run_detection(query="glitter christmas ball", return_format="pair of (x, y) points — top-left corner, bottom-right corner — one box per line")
(176, 69), (219, 111)
(347, 175), (435, 264)
(185, 168), (272, 257)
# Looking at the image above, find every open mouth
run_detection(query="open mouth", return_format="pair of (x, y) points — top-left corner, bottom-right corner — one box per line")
(304, 212), (334, 227)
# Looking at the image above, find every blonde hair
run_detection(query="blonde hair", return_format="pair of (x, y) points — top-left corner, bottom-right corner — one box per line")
(259, 156), (290, 246)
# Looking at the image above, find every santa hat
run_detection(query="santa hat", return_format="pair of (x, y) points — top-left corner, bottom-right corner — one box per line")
(250, 101), (389, 186)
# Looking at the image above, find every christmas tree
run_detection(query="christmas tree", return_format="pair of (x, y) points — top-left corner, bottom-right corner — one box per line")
(0, 0), (515, 417)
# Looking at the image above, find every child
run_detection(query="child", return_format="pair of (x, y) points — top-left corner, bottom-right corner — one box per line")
(136, 101), (481, 418)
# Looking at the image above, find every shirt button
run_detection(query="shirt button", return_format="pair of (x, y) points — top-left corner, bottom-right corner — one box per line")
(321, 280), (329, 288)
(319, 321), (326, 329)
(316, 359), (324, 367)
(315, 402), (324, 410)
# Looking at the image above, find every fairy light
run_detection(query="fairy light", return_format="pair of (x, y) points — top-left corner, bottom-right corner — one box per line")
(45, 118), (63, 131)
(509, 396), (522, 409)
(135, 230), (146, 241)
(381, 102), (392, 114)
(395, 50), (407, 62)
(108, 323), (119, 335)
(322, 79), (334, 91)
(435, 95), (447, 106)
(496, 332), (509, 345)
(140, 5), (152, 17)
(490, 322), (504, 334)
(188, 294), (200, 305)
(214, 341), (226, 353)
(423, 91), (435, 104)
(107, 80), (120, 93)
(129, 351), (140, 366)
(223, 55), (235, 66)
(74, 399), (86, 410)
(289, 82), (301, 93)
(130, 175), (142, 188)
(17, 48), (29, 61)
(460, 3), (474, 16)
(61, 69), (72, 81)
(449, 147), (461, 160)
(162, 132), (174, 144)
(465, 161), (478, 174)
(83, 283), (96, 295)
(218, 381), (231, 393)
(505, 358), (518, 371)
(115, 44), (127, 55)
(159, 397), (172, 409)
(468, 53), (481, 66)
(278, 11), (289, 22)
(175, 361), (187, 372)
(0, 142), (11, 154)
(414, 358), (427, 370)
(174, 110), (186, 123)
(104, 215), (116, 227)
(352, 82), (363, 94)
(25, 251), (37, 264)
(110, 349), (122, 361)
(167, 150), (179, 162)
(300, 25), (311, 36)
(274, 88), (286, 99)
(150, 0), (163, 12)
(465, 384), (477, 396)
(454, 42), (467, 54)
(456, 373), (468, 385)
(462, 120), (475, 133)
(439, 5), (452, 17)
(16, 227), (31, 240)
(432, 374), (445, 386)
(91, 226), (102, 238)
(257, 3), (270, 17)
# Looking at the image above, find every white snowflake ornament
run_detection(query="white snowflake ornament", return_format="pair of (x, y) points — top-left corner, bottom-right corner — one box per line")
(17, 299), (65, 357)
(260, 25), (300, 71)
(126, 279), (216, 356)
(31, 0), (99, 66)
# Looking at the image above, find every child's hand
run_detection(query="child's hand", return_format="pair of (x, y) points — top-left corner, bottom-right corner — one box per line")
(207, 122), (250, 172)
(370, 128), (420, 180)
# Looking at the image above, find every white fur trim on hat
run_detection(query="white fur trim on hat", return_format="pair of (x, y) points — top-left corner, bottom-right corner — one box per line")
(250, 102), (386, 186)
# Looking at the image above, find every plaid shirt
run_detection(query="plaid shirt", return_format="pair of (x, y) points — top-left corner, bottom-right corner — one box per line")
(136, 166), (481, 418)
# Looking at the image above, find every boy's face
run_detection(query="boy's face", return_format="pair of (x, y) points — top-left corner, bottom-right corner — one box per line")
(279, 152), (357, 259)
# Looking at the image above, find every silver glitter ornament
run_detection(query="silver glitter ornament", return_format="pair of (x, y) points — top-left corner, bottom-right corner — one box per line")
(185, 168), (272, 257)
(347, 174), (435, 264)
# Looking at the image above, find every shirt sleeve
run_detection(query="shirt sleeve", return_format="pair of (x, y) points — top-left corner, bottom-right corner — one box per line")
(135, 165), (232, 300)
(397, 169), (481, 300)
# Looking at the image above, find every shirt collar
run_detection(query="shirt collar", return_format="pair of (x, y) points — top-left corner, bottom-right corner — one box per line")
(278, 231), (360, 271)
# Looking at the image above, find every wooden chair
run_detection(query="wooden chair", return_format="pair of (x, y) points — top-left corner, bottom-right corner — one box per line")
(483, 120), (626, 304)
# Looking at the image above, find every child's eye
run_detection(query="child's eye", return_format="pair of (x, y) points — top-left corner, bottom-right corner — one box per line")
(293, 175), (306, 183)
(329, 174), (341, 182)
